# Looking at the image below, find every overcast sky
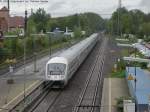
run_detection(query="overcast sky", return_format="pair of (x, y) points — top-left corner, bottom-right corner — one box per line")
(0, 0), (150, 18)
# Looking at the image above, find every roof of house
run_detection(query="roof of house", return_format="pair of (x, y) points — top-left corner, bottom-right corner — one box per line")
(0, 6), (24, 28)
(9, 16), (24, 28)
(0, 6), (9, 11)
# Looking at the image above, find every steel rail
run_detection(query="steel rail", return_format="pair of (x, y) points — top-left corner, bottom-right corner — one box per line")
(73, 38), (107, 112)
(10, 82), (54, 112)
(90, 39), (107, 112)
(45, 91), (62, 112)
(27, 89), (62, 112)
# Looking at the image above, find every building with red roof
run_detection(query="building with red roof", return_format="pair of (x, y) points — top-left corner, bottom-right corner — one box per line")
(0, 6), (24, 32)
(9, 16), (24, 31)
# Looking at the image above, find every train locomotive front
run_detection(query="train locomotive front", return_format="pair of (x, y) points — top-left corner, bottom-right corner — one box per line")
(46, 57), (68, 86)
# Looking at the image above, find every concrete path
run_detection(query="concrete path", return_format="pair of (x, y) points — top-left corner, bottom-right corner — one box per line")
(100, 78), (130, 112)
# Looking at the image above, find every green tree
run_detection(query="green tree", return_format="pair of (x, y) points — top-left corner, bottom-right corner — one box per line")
(108, 7), (147, 37)
(29, 8), (50, 33)
(74, 26), (82, 38)
(27, 19), (36, 35)
(140, 22), (150, 36)
(121, 14), (132, 34)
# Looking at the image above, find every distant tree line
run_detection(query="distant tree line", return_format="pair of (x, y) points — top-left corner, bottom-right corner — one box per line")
(0, 8), (105, 64)
(27, 8), (105, 36)
(2, 7), (150, 64)
(106, 7), (150, 40)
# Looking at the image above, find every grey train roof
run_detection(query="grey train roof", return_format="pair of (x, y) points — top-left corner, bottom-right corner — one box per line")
(58, 33), (98, 63)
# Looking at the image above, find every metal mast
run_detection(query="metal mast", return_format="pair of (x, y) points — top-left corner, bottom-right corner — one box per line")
(8, 0), (10, 11)
(118, 0), (122, 36)
(7, 0), (10, 32)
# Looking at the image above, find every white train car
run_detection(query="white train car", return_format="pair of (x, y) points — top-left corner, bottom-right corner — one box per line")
(45, 33), (98, 87)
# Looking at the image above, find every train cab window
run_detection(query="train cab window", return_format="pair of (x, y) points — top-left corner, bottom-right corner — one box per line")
(48, 63), (66, 75)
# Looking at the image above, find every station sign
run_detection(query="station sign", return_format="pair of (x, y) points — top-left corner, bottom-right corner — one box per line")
(127, 74), (135, 80)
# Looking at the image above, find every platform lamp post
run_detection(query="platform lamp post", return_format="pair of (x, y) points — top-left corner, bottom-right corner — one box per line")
(134, 46), (137, 112)
(23, 9), (28, 106)
(127, 36), (130, 73)
(33, 39), (37, 73)
(46, 32), (52, 59)
(128, 46), (137, 112)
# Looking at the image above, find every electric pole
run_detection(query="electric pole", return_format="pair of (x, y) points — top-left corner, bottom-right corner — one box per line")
(24, 10), (28, 36)
(7, 0), (10, 32)
(7, 0), (10, 11)
(23, 10), (28, 105)
(118, 0), (122, 37)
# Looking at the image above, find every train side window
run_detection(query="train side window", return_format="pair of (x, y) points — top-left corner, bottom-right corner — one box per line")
(69, 58), (78, 73)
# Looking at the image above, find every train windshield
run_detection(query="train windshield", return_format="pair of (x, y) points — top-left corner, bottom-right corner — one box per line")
(48, 63), (66, 75)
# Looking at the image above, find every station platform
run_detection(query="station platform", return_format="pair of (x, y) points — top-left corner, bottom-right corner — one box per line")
(100, 78), (129, 112)
(0, 50), (63, 112)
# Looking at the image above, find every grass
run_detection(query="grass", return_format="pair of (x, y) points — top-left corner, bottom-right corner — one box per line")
(121, 49), (130, 57)
(121, 47), (145, 58)
(110, 70), (126, 78)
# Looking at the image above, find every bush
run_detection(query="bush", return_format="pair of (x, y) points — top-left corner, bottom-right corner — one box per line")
(140, 62), (147, 69)
(117, 59), (126, 71)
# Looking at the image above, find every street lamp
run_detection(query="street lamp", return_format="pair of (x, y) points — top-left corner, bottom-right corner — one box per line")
(23, 9), (28, 106)
(46, 32), (52, 59)
(134, 46), (137, 112)
(127, 46), (137, 112)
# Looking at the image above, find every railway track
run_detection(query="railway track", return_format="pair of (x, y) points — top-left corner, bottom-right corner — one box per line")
(25, 37), (107, 112)
(23, 83), (61, 112)
(9, 82), (53, 112)
(72, 38), (107, 112)
(10, 35), (107, 112)
(27, 89), (62, 112)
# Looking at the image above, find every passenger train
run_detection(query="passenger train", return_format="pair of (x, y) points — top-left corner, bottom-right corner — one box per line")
(45, 33), (98, 87)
